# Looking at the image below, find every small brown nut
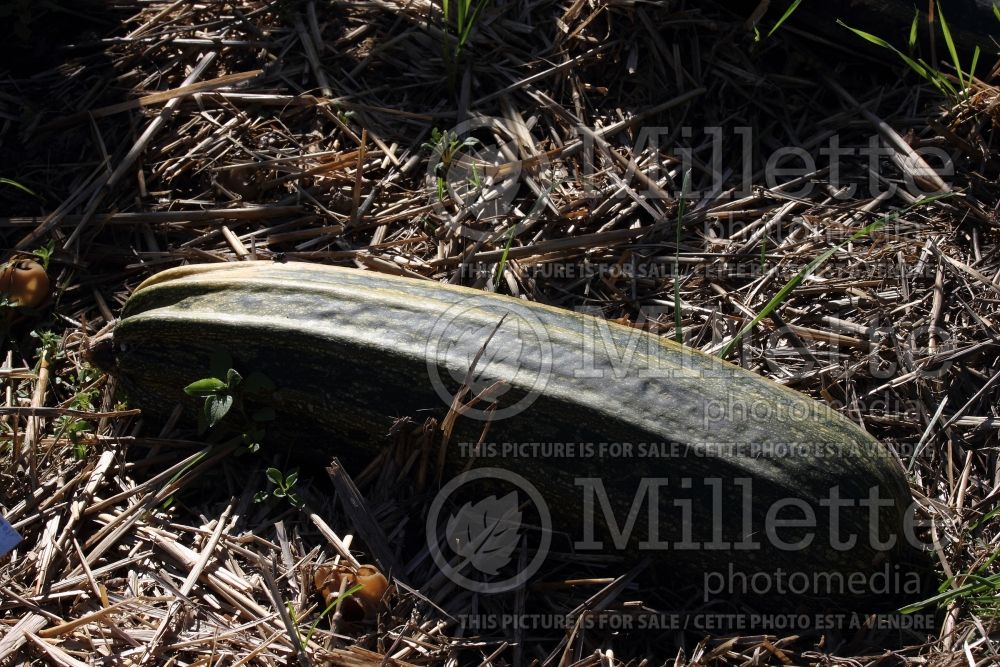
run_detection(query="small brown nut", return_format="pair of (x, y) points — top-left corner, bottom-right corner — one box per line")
(352, 564), (389, 613)
(313, 564), (335, 594)
(0, 259), (50, 308)
(312, 563), (388, 623)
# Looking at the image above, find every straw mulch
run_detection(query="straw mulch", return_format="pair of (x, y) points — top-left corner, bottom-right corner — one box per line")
(1, 0), (999, 664)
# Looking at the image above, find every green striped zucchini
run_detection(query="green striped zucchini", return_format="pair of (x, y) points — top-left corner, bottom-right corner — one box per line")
(106, 261), (923, 604)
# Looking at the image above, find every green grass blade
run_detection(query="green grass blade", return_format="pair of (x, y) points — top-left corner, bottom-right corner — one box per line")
(494, 178), (560, 289)
(766, 0), (802, 38)
(458, 0), (487, 47)
(896, 52), (932, 80)
(719, 219), (884, 359)
(838, 20), (965, 100)
(494, 225), (516, 290)
(838, 20), (898, 51)
(900, 572), (1000, 614)
(302, 582), (365, 647)
(0, 177), (40, 199)
(971, 505), (1000, 531)
(976, 551), (1000, 578)
(916, 57), (959, 97)
(970, 45), (981, 83)
(718, 195), (949, 360)
(908, 9), (919, 52)
(995, 2), (1000, 22)
(838, 21), (931, 77)
(936, 1), (964, 91)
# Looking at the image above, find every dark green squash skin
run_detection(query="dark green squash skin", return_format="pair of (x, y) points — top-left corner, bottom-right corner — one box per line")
(112, 261), (925, 606)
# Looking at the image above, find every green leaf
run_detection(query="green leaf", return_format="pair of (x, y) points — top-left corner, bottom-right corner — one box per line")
(995, 3), (1000, 22)
(766, 0), (802, 39)
(266, 467), (284, 485)
(302, 582), (365, 647)
(899, 572), (1000, 613)
(936, 1), (964, 91)
(971, 504), (1000, 531)
(493, 178), (559, 291)
(284, 470), (299, 487)
(184, 377), (228, 396)
(719, 195), (949, 360)
(494, 226), (516, 290)
(31, 241), (55, 271)
(458, 0), (488, 47)
(204, 393), (234, 427)
(0, 178), (40, 199)
(226, 368), (243, 388)
(908, 9), (919, 52)
(838, 21), (926, 73)
(916, 57), (959, 98)
(838, 20), (959, 99)
(721, 217), (876, 358)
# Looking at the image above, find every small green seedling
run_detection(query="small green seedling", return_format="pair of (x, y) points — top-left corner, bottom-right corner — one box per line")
(30, 241), (55, 271)
(32, 330), (61, 357)
(56, 382), (98, 460)
(258, 467), (302, 508)
(183, 348), (276, 451)
(423, 128), (480, 201)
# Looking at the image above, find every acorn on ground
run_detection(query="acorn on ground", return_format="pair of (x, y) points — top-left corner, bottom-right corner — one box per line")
(313, 562), (389, 623)
(0, 258), (50, 309)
